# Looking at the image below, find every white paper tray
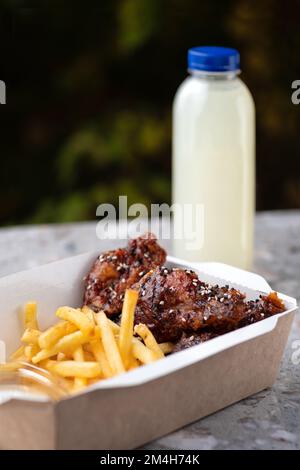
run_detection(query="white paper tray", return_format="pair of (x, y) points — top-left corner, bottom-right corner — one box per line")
(0, 253), (297, 449)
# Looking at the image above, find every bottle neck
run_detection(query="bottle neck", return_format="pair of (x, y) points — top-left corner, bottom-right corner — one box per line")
(188, 69), (240, 81)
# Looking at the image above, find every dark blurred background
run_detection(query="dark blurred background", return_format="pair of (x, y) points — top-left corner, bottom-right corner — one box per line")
(0, 0), (300, 226)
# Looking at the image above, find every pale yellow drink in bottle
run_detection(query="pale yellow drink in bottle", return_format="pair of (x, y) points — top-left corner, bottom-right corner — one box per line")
(172, 46), (255, 269)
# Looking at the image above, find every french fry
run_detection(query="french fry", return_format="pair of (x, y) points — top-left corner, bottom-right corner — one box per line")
(119, 289), (139, 367)
(57, 352), (67, 361)
(107, 318), (120, 335)
(128, 356), (140, 370)
(38, 321), (77, 350)
(73, 346), (87, 389)
(84, 351), (95, 362)
(0, 362), (23, 372)
(24, 302), (38, 330)
(93, 325), (101, 340)
(9, 345), (25, 361)
(159, 342), (174, 355)
(95, 311), (125, 375)
(134, 323), (164, 359)
(83, 343), (93, 353)
(24, 344), (40, 361)
(81, 306), (96, 325)
(31, 349), (56, 364)
(56, 307), (94, 336)
(132, 338), (157, 364)
(39, 359), (57, 370)
(73, 346), (84, 362)
(81, 305), (90, 315)
(53, 330), (86, 353)
(32, 330), (86, 364)
(21, 328), (41, 345)
(90, 340), (113, 379)
(82, 306), (120, 336)
(51, 361), (101, 378)
(83, 306), (121, 336)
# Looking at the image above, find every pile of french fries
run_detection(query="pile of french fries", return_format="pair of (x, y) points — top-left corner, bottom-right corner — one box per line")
(3, 289), (173, 394)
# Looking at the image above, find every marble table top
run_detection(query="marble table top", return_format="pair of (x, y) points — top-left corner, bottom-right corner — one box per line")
(0, 210), (299, 450)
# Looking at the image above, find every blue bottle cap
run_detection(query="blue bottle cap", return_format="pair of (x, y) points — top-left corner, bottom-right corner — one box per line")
(188, 46), (240, 72)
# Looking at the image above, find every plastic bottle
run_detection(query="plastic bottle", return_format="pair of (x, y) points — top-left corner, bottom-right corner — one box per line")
(172, 46), (255, 269)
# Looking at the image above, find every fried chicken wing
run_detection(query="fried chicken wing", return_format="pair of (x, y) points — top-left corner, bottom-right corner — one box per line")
(134, 266), (285, 343)
(83, 235), (285, 351)
(173, 330), (219, 352)
(83, 233), (166, 315)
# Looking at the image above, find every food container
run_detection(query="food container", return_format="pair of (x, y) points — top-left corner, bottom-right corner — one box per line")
(0, 252), (297, 450)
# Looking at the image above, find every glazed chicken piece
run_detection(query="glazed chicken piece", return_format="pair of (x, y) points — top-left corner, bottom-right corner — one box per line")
(239, 291), (286, 326)
(83, 233), (166, 315)
(173, 330), (219, 353)
(133, 266), (285, 343)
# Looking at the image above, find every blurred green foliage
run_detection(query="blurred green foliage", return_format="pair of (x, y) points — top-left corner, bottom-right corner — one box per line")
(0, 0), (300, 225)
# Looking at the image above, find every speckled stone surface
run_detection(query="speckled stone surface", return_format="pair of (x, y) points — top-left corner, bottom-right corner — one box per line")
(0, 211), (299, 449)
